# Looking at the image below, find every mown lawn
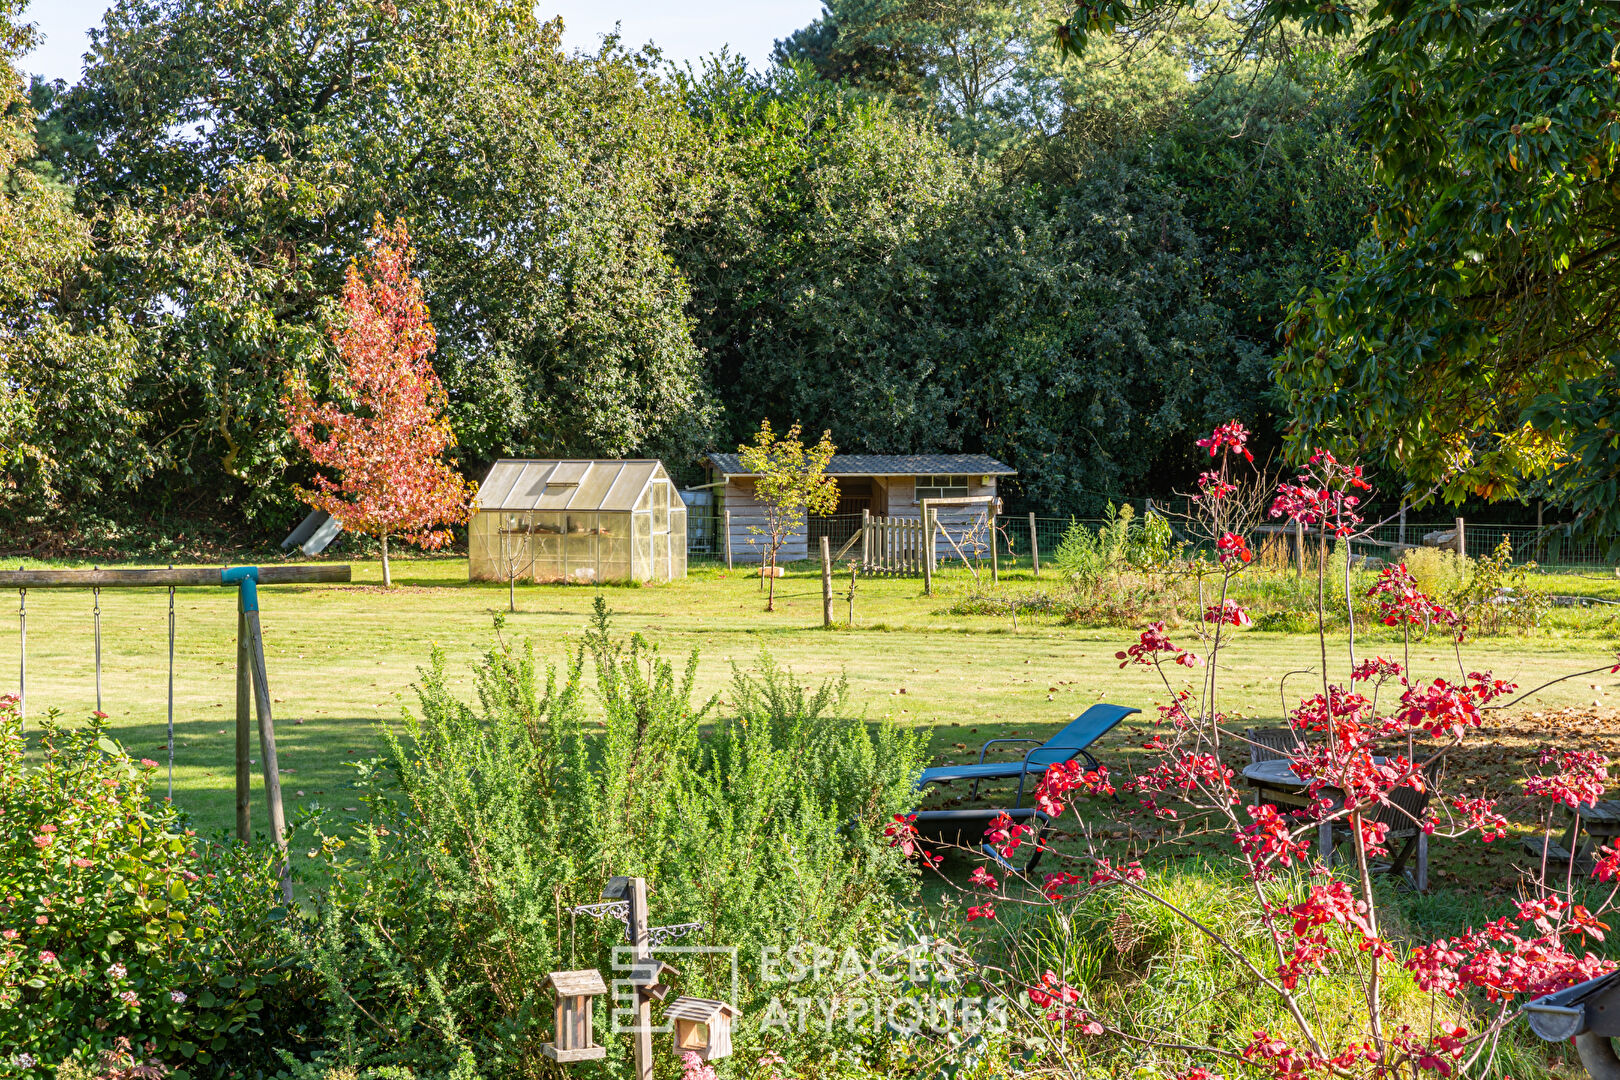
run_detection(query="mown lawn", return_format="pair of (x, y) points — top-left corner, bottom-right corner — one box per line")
(2, 553), (1618, 900)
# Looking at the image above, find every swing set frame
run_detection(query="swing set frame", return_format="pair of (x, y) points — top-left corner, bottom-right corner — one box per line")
(0, 564), (350, 898)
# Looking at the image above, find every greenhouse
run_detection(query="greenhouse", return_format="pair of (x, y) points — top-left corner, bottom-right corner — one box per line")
(468, 459), (687, 584)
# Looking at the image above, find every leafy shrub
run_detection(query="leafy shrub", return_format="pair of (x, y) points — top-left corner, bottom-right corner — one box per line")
(1050, 503), (1176, 588)
(0, 699), (300, 1078)
(295, 602), (922, 1078)
(1401, 545), (1465, 599)
(1452, 536), (1549, 634)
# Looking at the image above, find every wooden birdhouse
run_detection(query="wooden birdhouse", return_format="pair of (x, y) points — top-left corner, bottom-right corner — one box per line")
(628, 958), (679, 1003)
(665, 997), (738, 1062)
(541, 969), (609, 1063)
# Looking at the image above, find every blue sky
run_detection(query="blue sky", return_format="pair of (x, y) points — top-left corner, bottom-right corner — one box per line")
(18, 0), (826, 84)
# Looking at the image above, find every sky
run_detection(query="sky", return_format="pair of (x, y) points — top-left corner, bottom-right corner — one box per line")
(18, 0), (827, 85)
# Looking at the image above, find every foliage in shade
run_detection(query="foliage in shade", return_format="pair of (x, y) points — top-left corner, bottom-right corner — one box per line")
(1055, 0), (1620, 532)
(283, 218), (475, 575)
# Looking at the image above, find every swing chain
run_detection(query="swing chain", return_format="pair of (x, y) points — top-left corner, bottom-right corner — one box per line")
(167, 570), (176, 802)
(92, 574), (102, 715)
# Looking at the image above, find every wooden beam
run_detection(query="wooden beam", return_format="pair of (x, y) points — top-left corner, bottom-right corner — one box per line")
(0, 565), (351, 589)
(235, 610), (252, 842)
(244, 603), (292, 903)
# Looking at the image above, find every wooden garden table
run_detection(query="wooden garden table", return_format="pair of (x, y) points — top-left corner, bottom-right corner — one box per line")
(1535, 799), (1620, 863)
(1241, 759), (1340, 859)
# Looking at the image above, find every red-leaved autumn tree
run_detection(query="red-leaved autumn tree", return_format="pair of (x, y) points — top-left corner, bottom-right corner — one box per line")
(283, 218), (474, 587)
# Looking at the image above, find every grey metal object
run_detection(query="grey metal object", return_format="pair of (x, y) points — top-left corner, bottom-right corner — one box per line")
(569, 898), (701, 945)
(1524, 972), (1620, 1080)
(281, 510), (343, 556)
(705, 451), (1017, 478)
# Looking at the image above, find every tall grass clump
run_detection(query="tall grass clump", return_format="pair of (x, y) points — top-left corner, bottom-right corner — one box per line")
(292, 599), (922, 1079)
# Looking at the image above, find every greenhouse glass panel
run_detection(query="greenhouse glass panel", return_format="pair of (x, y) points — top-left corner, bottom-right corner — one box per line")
(653, 482), (669, 533)
(671, 508), (687, 578)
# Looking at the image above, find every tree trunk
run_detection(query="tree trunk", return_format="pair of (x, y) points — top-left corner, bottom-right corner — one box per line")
(766, 552), (777, 611)
(381, 534), (392, 587)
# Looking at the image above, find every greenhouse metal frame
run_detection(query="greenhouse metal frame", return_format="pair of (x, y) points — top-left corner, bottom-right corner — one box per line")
(469, 460), (687, 584)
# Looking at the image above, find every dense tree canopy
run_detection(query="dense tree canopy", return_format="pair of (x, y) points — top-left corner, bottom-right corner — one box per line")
(3, 0), (1384, 535)
(1056, 0), (1620, 531)
(33, 0), (711, 522)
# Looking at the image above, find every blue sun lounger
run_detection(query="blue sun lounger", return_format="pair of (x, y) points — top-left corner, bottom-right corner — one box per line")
(916, 702), (1139, 804)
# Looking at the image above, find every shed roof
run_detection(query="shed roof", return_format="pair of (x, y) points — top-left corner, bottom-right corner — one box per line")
(705, 453), (1015, 479)
(474, 460), (671, 513)
(664, 997), (738, 1022)
(547, 969), (609, 996)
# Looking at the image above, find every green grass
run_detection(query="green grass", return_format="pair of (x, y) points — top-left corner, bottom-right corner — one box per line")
(5, 555), (1618, 848)
(6, 553), (1615, 1076)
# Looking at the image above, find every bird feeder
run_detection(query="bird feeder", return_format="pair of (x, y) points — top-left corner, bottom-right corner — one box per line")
(541, 969), (610, 1062)
(664, 997), (738, 1062)
(628, 958), (679, 1003)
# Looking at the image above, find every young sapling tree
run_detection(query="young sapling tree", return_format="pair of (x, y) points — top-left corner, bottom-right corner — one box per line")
(737, 420), (838, 611)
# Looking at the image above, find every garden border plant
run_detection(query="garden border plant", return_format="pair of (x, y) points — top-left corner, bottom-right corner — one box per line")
(888, 422), (1620, 1079)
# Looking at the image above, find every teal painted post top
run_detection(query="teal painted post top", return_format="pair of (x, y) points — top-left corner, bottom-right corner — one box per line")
(220, 566), (260, 612)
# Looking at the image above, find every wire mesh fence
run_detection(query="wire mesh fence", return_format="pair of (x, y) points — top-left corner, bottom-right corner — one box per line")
(685, 506), (1616, 574)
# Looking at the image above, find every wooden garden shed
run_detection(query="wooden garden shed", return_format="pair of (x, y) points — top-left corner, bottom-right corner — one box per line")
(703, 453), (1016, 563)
(469, 459), (686, 584)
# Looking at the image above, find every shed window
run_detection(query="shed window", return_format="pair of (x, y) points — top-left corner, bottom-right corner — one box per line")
(915, 475), (970, 500)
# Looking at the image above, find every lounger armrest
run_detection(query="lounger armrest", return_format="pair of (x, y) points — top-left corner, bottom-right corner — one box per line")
(976, 737), (1043, 765)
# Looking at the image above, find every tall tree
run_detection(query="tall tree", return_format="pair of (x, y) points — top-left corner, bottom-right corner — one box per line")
(283, 219), (473, 586)
(1057, 0), (1620, 532)
(45, 0), (711, 521)
(0, 0), (144, 518)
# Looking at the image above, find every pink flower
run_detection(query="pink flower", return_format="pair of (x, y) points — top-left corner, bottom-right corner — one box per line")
(1203, 600), (1252, 628)
(139, 759), (158, 769)
(31, 834), (51, 848)
(107, 962), (127, 979)
(170, 990), (187, 1004)
(1196, 420), (1254, 462)
(679, 1051), (718, 1080)
(1216, 532), (1253, 565)
(118, 990), (140, 1007)
(71, 858), (92, 869)
(37, 951), (55, 964)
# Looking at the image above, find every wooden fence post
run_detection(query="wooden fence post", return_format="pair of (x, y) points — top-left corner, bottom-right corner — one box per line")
(723, 509), (733, 570)
(1455, 516), (1466, 559)
(1398, 504), (1407, 548)
(861, 508), (870, 569)
(1029, 512), (1040, 577)
(990, 506), (999, 584)
(921, 501), (933, 595)
(1295, 519), (1305, 578)
(820, 536), (833, 627)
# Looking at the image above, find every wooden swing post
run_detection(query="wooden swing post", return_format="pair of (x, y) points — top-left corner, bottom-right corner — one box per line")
(0, 563), (349, 902)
